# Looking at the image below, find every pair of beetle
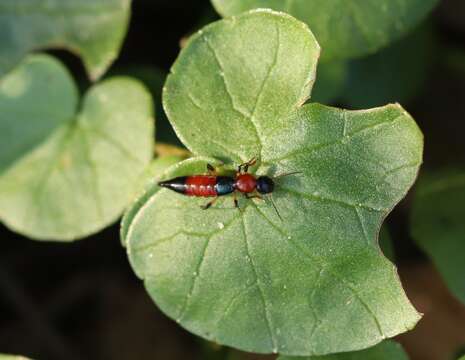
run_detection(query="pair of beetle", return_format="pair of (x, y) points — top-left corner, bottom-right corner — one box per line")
(159, 157), (298, 217)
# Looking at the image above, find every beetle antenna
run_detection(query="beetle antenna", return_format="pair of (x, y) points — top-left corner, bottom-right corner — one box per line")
(274, 171), (302, 179)
(269, 195), (283, 221)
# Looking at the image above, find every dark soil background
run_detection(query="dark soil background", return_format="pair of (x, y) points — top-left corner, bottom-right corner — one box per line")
(0, 1), (464, 359)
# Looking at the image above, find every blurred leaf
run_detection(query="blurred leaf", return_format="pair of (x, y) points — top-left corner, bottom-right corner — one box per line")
(109, 65), (181, 145)
(0, 54), (154, 241)
(411, 169), (465, 304)
(155, 143), (190, 158)
(342, 24), (435, 109)
(125, 11), (423, 356)
(0, 355), (31, 360)
(211, 0), (439, 61)
(278, 340), (409, 359)
(311, 61), (347, 104)
(0, 0), (131, 80)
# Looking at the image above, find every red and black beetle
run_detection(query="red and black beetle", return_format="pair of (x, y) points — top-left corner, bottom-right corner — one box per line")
(158, 158), (299, 218)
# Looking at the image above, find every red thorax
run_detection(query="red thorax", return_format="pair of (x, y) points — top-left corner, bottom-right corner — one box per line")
(235, 173), (257, 193)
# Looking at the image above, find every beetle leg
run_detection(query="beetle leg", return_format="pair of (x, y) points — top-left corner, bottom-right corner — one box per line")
(207, 161), (226, 175)
(238, 157), (257, 173)
(245, 193), (264, 201)
(233, 192), (241, 211)
(201, 196), (218, 210)
(206, 163), (215, 175)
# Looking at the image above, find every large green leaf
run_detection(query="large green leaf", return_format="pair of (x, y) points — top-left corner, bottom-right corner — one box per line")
(278, 340), (409, 360)
(0, 0), (131, 80)
(411, 169), (465, 304)
(0, 54), (154, 241)
(125, 10), (423, 356)
(211, 0), (438, 61)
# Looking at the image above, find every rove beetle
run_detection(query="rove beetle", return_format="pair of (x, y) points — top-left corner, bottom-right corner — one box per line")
(158, 157), (300, 219)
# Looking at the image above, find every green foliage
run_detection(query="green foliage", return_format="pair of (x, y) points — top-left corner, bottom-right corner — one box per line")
(311, 61), (347, 105)
(311, 23), (435, 107)
(278, 340), (409, 360)
(108, 65), (180, 145)
(0, 54), (154, 241)
(341, 24), (435, 109)
(0, 355), (31, 360)
(121, 154), (188, 246)
(210, 0), (438, 61)
(411, 169), (465, 304)
(124, 11), (423, 356)
(0, 0), (131, 80)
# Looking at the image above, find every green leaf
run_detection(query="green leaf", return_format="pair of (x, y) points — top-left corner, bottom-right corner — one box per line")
(126, 10), (423, 356)
(309, 24), (435, 107)
(342, 24), (435, 109)
(0, 0), (131, 80)
(0, 54), (154, 241)
(411, 169), (465, 304)
(210, 0), (438, 61)
(278, 340), (409, 360)
(163, 9), (319, 163)
(107, 65), (181, 145)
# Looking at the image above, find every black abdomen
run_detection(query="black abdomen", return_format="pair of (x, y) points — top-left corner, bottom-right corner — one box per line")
(215, 176), (235, 196)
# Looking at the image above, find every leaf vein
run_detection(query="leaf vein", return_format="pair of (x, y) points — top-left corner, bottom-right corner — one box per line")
(240, 215), (278, 352)
(354, 206), (370, 245)
(25, 124), (76, 224)
(252, 204), (384, 338)
(203, 36), (252, 120)
(80, 127), (104, 221)
(203, 35), (262, 162)
(82, 125), (144, 165)
(281, 186), (387, 212)
(131, 231), (209, 253)
(216, 281), (259, 330)
(266, 113), (405, 164)
(248, 24), (281, 162)
(384, 162), (421, 177)
(176, 213), (243, 322)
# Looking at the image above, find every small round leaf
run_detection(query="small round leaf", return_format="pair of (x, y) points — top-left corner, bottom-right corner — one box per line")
(0, 0), (131, 80)
(0, 54), (154, 241)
